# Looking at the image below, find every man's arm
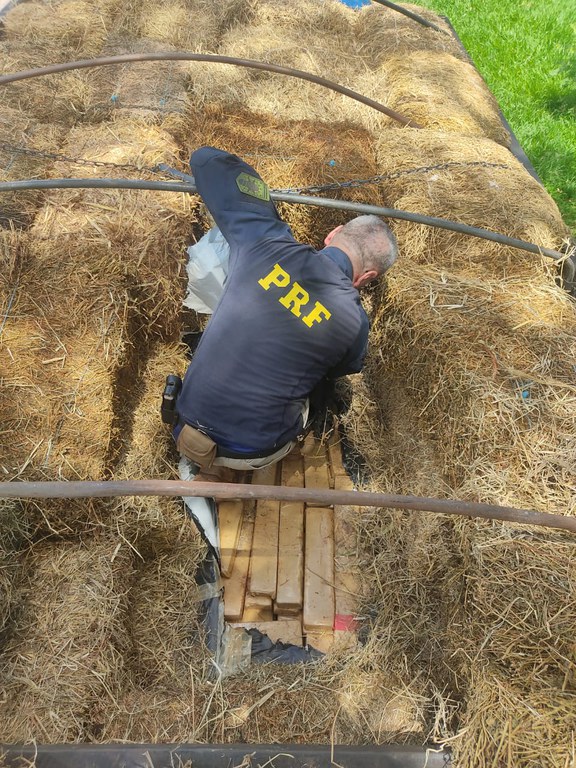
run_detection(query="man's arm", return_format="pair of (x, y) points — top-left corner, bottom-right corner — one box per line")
(190, 146), (292, 247)
(308, 315), (369, 438)
(326, 311), (369, 379)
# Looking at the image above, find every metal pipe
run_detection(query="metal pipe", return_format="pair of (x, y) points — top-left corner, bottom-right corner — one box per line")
(0, 177), (565, 261)
(0, 52), (419, 128)
(0, 480), (574, 533)
(371, 0), (448, 34)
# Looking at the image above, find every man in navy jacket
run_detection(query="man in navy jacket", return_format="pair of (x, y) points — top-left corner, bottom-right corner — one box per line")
(174, 146), (398, 480)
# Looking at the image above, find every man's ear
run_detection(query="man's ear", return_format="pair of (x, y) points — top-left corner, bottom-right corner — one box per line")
(324, 224), (344, 246)
(353, 269), (378, 289)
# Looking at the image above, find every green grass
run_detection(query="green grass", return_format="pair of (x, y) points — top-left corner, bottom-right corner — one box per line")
(415, 0), (576, 232)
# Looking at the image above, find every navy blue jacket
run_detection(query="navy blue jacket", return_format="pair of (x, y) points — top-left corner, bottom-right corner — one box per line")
(177, 147), (369, 453)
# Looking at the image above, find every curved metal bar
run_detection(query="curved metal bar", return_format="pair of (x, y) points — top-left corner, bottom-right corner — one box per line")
(0, 52), (419, 128)
(371, 0), (448, 34)
(0, 177), (565, 261)
(0, 479), (573, 533)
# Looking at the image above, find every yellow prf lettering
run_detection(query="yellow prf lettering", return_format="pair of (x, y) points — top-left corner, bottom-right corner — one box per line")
(302, 301), (331, 327)
(258, 263), (290, 290)
(279, 282), (309, 317)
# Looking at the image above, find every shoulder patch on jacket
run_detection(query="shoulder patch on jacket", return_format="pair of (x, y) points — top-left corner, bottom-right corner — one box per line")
(236, 172), (270, 201)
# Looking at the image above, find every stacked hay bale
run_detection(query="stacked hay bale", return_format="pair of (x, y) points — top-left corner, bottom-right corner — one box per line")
(0, 199), (129, 533)
(94, 517), (212, 742)
(339, 62), (575, 767)
(207, 0), (510, 140)
(0, 108), (195, 536)
(98, 343), (213, 742)
(45, 115), (195, 338)
(0, 0), (118, 126)
(2, 0), (112, 57)
(0, 108), (63, 227)
(357, 127), (572, 505)
(215, 0), (389, 131)
(107, 0), (255, 130)
(113, 343), (189, 538)
(114, 0), (254, 51)
(353, 4), (509, 143)
(0, 537), (133, 742)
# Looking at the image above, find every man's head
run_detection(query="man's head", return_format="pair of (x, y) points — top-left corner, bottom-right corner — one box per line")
(324, 214), (398, 289)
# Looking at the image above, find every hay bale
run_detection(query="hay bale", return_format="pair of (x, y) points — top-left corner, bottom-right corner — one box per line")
(462, 529), (576, 689)
(381, 52), (510, 143)
(353, 3), (463, 63)
(0, 108), (64, 227)
(115, 0), (254, 50)
(215, 654), (424, 745)
(373, 129), (568, 273)
(0, 499), (30, 633)
(102, 39), (191, 124)
(3, 0), (112, 58)
(342, 371), (446, 498)
(113, 343), (188, 535)
(107, 0), (256, 128)
(36, 115), (195, 338)
(0, 305), (125, 481)
(453, 665), (576, 767)
(357, 264), (576, 505)
(31, 193), (188, 338)
(228, 0), (356, 78)
(138, 0), (222, 50)
(0, 537), (133, 743)
(126, 519), (207, 688)
(0, 228), (128, 526)
(49, 114), (184, 176)
(217, 664), (342, 744)
(91, 685), (216, 742)
(216, 0), (397, 132)
(339, 111), (576, 756)
(337, 504), (466, 734)
(0, 120), (190, 530)
(0, 0), (116, 125)
(0, 41), (116, 126)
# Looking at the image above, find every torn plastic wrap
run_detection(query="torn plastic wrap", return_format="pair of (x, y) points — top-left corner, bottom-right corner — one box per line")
(183, 227), (230, 314)
(178, 457), (224, 672)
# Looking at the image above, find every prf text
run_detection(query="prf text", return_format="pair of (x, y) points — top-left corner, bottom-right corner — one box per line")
(258, 263), (332, 328)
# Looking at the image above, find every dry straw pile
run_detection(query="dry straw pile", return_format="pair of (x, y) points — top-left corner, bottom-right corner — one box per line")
(113, 343), (189, 539)
(0, 0), (575, 763)
(0, 537), (133, 742)
(0, 108), (63, 227)
(0, 0), (118, 125)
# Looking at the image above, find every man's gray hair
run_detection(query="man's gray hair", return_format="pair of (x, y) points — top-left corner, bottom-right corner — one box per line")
(337, 215), (398, 275)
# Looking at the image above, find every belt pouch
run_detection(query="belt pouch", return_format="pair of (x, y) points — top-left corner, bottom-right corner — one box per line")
(177, 424), (217, 470)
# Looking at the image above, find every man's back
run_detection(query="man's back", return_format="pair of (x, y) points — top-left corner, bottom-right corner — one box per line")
(177, 147), (369, 453)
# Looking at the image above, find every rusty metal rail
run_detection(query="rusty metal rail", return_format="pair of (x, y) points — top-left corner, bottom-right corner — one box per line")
(1, 480), (574, 533)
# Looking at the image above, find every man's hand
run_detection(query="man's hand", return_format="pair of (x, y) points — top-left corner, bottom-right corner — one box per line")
(309, 377), (352, 440)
